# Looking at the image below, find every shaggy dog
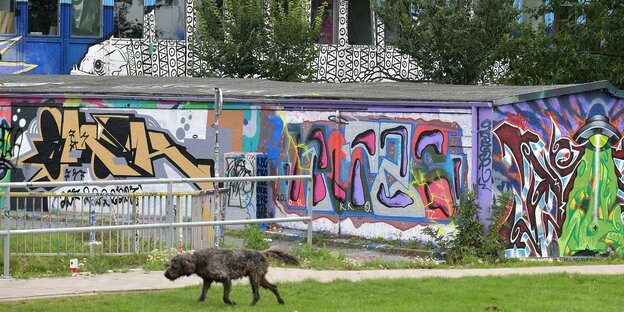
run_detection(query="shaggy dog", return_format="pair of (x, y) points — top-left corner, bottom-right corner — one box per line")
(164, 248), (299, 306)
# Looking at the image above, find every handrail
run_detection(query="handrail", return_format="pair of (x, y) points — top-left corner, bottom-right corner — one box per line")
(1, 173), (314, 279)
(0, 174), (311, 189)
(0, 217), (312, 236)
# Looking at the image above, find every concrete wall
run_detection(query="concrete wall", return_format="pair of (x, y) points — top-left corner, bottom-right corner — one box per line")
(492, 91), (624, 257)
(0, 96), (475, 242)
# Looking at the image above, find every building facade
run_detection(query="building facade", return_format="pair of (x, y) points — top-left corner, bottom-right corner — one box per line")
(0, 0), (423, 82)
(2, 76), (622, 257)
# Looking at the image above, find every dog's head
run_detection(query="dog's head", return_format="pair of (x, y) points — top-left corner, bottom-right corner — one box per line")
(164, 252), (196, 280)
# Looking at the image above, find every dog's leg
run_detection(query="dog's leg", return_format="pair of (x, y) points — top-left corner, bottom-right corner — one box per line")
(249, 275), (261, 306)
(261, 276), (284, 304)
(198, 278), (212, 302)
(222, 279), (236, 305)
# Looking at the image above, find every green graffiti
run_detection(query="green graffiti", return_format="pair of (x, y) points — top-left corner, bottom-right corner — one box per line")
(560, 134), (624, 256)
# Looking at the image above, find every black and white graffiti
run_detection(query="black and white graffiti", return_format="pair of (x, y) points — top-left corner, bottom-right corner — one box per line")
(71, 0), (426, 82)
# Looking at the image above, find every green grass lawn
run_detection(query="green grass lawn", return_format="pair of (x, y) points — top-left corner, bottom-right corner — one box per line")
(2, 273), (623, 311)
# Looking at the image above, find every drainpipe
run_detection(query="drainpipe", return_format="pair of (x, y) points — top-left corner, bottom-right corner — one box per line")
(471, 106), (479, 193)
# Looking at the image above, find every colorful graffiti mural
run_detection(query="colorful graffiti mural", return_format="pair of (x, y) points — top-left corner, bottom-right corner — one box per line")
(253, 110), (470, 239)
(493, 93), (624, 257)
(0, 37), (37, 74)
(0, 93), (474, 242)
(8, 104), (215, 191)
(224, 152), (269, 222)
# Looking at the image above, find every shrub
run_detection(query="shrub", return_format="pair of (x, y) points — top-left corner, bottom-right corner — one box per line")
(425, 191), (513, 264)
(241, 224), (270, 250)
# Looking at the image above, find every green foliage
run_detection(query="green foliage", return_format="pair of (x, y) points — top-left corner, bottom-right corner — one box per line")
(241, 224), (270, 250)
(2, 254), (148, 278)
(291, 243), (350, 268)
(499, 1), (624, 88)
(424, 191), (513, 264)
(264, 0), (323, 81)
(192, 0), (322, 81)
(143, 249), (179, 271)
(374, 0), (519, 84)
(482, 192), (513, 262)
(193, 0), (267, 78)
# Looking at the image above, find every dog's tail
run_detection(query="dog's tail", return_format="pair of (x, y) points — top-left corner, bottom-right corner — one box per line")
(263, 249), (300, 266)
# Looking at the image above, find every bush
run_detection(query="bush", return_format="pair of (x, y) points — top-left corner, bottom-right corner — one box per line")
(424, 191), (512, 264)
(241, 224), (270, 250)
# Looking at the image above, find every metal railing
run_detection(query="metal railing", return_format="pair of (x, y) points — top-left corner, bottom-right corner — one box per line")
(0, 174), (314, 279)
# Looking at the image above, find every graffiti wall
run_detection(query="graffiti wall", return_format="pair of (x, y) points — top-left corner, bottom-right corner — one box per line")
(493, 91), (624, 257)
(252, 110), (472, 240)
(0, 95), (474, 241)
(3, 102), (216, 193)
(224, 152), (269, 224)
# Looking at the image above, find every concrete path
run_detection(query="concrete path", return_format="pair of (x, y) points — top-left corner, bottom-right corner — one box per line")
(2, 264), (624, 302)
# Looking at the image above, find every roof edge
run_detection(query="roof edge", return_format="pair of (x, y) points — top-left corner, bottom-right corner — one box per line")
(492, 80), (621, 106)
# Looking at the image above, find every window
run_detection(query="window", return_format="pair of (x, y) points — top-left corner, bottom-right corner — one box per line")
(72, 0), (102, 37)
(0, 0), (16, 34)
(28, 0), (60, 36)
(155, 0), (185, 40)
(348, 0), (373, 45)
(519, 0), (543, 28)
(114, 0), (144, 38)
(553, 2), (572, 31)
(311, 0), (336, 44)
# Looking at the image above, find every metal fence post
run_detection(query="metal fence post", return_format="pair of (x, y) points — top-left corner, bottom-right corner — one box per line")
(306, 158), (314, 245)
(166, 182), (174, 252)
(3, 186), (11, 279)
(213, 87), (224, 247)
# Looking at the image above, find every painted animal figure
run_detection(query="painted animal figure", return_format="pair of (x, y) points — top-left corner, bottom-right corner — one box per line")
(164, 248), (299, 306)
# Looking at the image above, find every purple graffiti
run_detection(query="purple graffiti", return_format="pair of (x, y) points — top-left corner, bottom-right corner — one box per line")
(380, 126), (409, 177)
(415, 130), (443, 159)
(377, 183), (414, 208)
(351, 158), (366, 206)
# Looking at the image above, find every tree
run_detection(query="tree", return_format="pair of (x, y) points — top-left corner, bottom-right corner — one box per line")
(499, 1), (624, 88)
(193, 0), (267, 78)
(264, 0), (323, 81)
(192, 0), (323, 81)
(375, 0), (519, 85)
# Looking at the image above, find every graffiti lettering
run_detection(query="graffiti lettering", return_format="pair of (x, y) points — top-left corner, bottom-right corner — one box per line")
(58, 185), (143, 209)
(256, 155), (269, 219)
(225, 155), (255, 210)
(494, 122), (580, 257)
(272, 113), (467, 224)
(17, 108), (214, 190)
(64, 168), (87, 181)
(478, 120), (492, 191)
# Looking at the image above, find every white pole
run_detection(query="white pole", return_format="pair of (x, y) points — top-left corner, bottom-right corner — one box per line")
(213, 88), (224, 246)
(3, 186), (10, 278)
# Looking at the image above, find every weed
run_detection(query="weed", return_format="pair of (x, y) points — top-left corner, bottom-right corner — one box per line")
(241, 224), (269, 250)
(143, 249), (179, 271)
